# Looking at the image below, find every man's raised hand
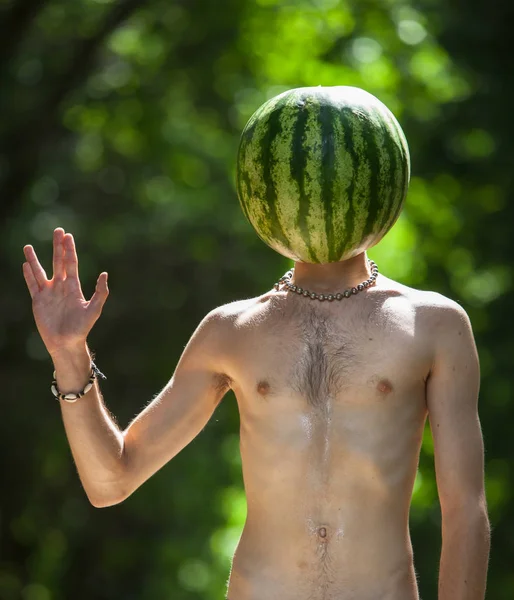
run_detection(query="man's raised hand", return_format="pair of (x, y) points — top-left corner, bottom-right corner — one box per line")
(22, 228), (109, 357)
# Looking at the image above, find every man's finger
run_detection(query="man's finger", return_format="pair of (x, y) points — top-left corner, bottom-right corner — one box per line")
(64, 233), (80, 280)
(23, 245), (48, 287)
(88, 272), (109, 315)
(52, 227), (65, 281)
(22, 262), (40, 298)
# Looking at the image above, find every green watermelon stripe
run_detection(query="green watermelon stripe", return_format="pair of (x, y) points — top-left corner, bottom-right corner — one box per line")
(385, 128), (401, 234)
(369, 116), (391, 244)
(377, 122), (400, 236)
(329, 104), (353, 261)
(373, 104), (409, 236)
(382, 138), (404, 234)
(270, 93), (312, 262)
(338, 108), (357, 258)
(290, 98), (316, 262)
(319, 103), (338, 262)
(344, 108), (372, 253)
(259, 98), (292, 252)
(359, 112), (381, 244)
(239, 120), (266, 235)
(374, 119), (395, 237)
(241, 97), (280, 245)
(386, 131), (409, 230)
(237, 170), (253, 222)
(303, 96), (327, 262)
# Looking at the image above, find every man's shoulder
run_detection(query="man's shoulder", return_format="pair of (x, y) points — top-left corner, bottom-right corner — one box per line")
(381, 275), (471, 331)
(201, 293), (272, 329)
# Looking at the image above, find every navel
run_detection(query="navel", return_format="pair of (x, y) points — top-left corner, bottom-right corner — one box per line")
(377, 378), (393, 394)
(256, 380), (270, 396)
(318, 526), (327, 539)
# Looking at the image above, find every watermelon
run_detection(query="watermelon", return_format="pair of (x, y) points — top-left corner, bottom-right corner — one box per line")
(236, 86), (410, 263)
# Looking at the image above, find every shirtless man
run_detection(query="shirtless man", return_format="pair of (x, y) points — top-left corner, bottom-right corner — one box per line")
(23, 227), (490, 600)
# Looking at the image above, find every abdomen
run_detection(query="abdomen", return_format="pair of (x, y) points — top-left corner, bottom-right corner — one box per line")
(228, 508), (420, 600)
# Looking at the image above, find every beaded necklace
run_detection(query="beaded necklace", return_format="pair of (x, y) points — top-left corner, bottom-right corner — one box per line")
(273, 259), (378, 302)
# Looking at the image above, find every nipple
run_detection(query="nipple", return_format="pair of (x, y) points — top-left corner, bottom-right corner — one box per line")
(256, 380), (270, 396)
(377, 378), (393, 394)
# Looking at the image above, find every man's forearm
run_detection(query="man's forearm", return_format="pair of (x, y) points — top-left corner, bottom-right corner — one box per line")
(52, 343), (127, 507)
(438, 508), (491, 600)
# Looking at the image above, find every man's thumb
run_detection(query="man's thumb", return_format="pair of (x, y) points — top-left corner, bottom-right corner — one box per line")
(89, 272), (109, 312)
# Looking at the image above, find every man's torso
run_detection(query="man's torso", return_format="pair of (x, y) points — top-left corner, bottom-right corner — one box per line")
(215, 275), (441, 600)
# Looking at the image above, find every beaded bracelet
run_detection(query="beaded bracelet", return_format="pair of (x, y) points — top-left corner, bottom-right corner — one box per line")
(51, 360), (107, 403)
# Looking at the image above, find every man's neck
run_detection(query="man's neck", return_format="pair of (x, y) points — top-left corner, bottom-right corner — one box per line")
(292, 252), (373, 293)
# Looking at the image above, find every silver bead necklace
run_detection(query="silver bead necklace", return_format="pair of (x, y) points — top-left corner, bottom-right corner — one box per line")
(273, 259), (378, 301)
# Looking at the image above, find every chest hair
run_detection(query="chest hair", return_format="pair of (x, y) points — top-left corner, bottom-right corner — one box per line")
(287, 304), (362, 409)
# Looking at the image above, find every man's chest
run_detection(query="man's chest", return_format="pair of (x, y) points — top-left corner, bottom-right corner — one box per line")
(228, 295), (432, 412)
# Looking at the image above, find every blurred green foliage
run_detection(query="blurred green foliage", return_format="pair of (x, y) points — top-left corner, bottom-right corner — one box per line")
(1, 0), (512, 598)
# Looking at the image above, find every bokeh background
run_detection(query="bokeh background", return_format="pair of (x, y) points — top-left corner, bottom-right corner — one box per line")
(1, 0), (512, 598)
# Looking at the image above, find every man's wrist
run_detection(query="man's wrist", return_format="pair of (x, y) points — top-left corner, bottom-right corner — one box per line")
(50, 343), (94, 396)
(49, 341), (89, 360)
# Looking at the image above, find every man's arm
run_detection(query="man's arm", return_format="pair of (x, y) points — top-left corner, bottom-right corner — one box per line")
(53, 308), (232, 508)
(425, 296), (491, 600)
(24, 228), (233, 508)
